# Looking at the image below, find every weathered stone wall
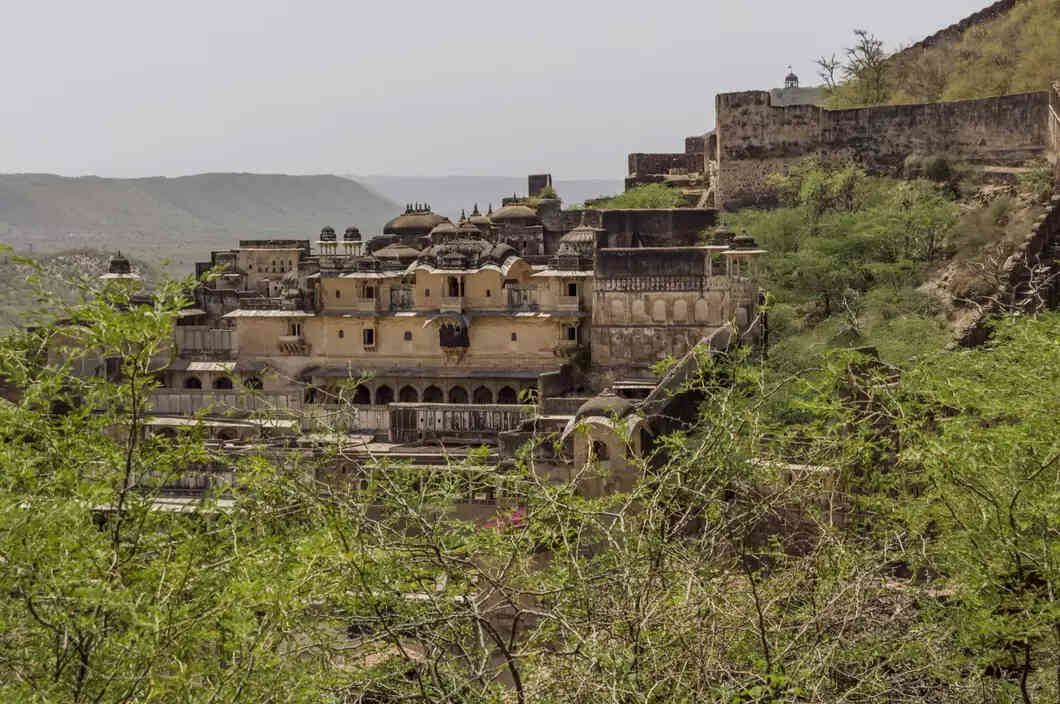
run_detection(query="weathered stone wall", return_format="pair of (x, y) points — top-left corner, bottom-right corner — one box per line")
(598, 209), (717, 247)
(716, 89), (1051, 209)
(590, 248), (758, 379)
(957, 192), (1060, 346)
(628, 152), (699, 176)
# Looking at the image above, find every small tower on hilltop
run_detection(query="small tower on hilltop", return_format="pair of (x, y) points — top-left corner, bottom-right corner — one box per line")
(99, 251), (144, 291)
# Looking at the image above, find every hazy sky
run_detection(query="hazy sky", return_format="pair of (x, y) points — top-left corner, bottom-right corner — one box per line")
(3, 0), (990, 180)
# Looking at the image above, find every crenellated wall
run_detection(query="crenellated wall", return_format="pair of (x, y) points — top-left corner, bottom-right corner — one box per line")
(716, 89), (1051, 209)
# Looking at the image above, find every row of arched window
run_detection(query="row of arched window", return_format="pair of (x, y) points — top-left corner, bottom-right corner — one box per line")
(304, 384), (524, 406)
(183, 376), (262, 390)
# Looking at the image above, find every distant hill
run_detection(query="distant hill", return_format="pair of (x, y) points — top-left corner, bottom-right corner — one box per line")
(352, 175), (624, 221)
(0, 173), (399, 271)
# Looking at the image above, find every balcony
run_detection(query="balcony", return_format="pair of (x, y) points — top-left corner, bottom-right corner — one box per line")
(390, 286), (414, 311)
(556, 295), (581, 312)
(278, 335), (309, 355)
(440, 296), (463, 314)
(352, 299), (382, 313)
(506, 286), (538, 310)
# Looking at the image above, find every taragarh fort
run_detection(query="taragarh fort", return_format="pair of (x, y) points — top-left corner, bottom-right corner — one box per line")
(92, 0), (1060, 513)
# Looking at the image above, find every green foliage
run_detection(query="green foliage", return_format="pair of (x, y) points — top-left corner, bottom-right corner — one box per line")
(729, 159), (959, 370)
(582, 183), (685, 210)
(537, 184), (559, 199)
(1018, 159), (1056, 203)
(830, 0), (1060, 107)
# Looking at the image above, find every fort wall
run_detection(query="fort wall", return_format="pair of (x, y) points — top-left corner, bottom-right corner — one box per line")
(716, 89), (1051, 209)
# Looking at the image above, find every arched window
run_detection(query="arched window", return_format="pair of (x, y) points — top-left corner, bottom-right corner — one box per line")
(422, 386), (443, 403)
(184, 376), (202, 389)
(352, 385), (371, 405)
(473, 386), (493, 404)
(213, 377), (233, 390)
(448, 386), (469, 404)
(244, 376), (263, 390)
(338, 329), (344, 339)
(497, 386), (518, 404)
(592, 440), (610, 461)
(399, 385), (419, 403)
(375, 385), (394, 405)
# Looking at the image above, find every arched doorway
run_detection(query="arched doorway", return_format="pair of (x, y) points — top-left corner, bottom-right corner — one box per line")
(399, 385), (419, 403)
(213, 377), (233, 390)
(497, 386), (518, 404)
(448, 386), (468, 404)
(184, 376), (202, 389)
(352, 385), (371, 405)
(375, 385), (394, 405)
(473, 386), (493, 404)
(423, 386), (443, 403)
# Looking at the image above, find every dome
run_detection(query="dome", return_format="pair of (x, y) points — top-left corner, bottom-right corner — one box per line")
(730, 234), (760, 250)
(458, 220), (482, 236)
(560, 225), (596, 245)
(430, 221), (459, 237)
(490, 204), (540, 223)
(320, 226), (336, 242)
(373, 243), (421, 260)
(383, 206), (449, 237)
(343, 226), (361, 241)
(709, 225), (735, 247)
(469, 203), (491, 227)
(575, 392), (634, 421)
(489, 242), (517, 262)
(108, 252), (131, 275)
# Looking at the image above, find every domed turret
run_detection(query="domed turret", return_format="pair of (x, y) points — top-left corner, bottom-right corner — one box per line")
(343, 226), (361, 242)
(320, 226), (336, 242)
(469, 203), (491, 229)
(108, 251), (131, 275)
(490, 204), (540, 225)
(785, 66), (799, 89)
(384, 204), (450, 241)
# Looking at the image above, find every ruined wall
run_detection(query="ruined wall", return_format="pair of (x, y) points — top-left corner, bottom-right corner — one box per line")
(628, 153), (699, 176)
(598, 208), (717, 247)
(716, 89), (1051, 209)
(957, 192), (1060, 346)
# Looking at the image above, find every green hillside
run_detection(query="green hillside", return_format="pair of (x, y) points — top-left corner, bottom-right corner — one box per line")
(0, 173), (398, 271)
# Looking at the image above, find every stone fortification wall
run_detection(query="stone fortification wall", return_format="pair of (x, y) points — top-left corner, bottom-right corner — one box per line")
(716, 89), (1050, 209)
(628, 153), (699, 177)
(957, 191), (1060, 346)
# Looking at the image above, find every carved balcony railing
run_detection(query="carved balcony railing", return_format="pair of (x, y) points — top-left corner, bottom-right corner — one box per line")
(440, 296), (463, 314)
(390, 286), (414, 311)
(506, 286), (538, 310)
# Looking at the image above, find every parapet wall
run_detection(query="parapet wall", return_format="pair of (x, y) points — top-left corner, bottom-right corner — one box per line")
(716, 89), (1050, 209)
(628, 152), (700, 177)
